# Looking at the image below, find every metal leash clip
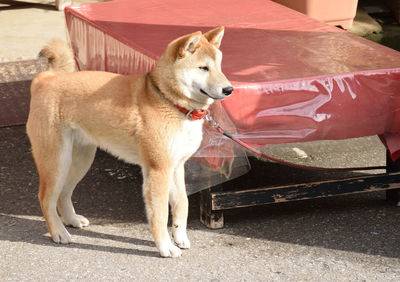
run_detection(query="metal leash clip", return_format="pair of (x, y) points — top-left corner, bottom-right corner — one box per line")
(205, 112), (219, 128)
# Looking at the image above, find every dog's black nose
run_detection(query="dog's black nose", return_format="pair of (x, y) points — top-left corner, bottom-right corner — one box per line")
(222, 86), (234, 96)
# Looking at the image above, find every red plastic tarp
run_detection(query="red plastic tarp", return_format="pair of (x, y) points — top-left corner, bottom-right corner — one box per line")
(64, 0), (400, 174)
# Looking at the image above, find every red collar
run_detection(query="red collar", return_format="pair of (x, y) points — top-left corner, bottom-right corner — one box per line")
(175, 105), (209, 120)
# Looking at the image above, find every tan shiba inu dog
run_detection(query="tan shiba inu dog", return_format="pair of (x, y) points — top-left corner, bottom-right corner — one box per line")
(26, 27), (233, 257)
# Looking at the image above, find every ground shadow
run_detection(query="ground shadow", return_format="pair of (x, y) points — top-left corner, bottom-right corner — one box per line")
(197, 156), (400, 259)
(0, 213), (157, 257)
(220, 190), (400, 259)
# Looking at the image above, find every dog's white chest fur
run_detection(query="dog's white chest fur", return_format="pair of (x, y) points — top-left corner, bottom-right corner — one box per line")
(169, 119), (204, 162)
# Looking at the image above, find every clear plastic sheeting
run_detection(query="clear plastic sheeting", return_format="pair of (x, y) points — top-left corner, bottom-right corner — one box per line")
(187, 101), (250, 194)
(185, 156), (250, 195)
(65, 0), (400, 193)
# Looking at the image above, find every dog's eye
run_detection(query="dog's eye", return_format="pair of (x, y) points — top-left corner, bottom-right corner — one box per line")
(199, 66), (209, 72)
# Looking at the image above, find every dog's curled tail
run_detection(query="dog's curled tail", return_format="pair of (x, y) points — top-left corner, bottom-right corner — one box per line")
(39, 39), (76, 73)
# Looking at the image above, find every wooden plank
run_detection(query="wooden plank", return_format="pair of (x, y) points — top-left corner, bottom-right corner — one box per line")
(200, 186), (224, 229)
(210, 172), (400, 210)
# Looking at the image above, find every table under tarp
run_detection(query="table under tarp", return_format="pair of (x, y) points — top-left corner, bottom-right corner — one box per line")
(64, 0), (400, 197)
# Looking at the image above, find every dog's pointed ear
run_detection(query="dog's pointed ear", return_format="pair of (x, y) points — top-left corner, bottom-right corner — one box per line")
(204, 26), (225, 49)
(177, 31), (202, 58)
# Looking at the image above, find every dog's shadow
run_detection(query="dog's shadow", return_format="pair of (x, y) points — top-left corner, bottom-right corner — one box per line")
(0, 213), (158, 257)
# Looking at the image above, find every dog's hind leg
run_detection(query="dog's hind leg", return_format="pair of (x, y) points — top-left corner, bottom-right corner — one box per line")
(170, 163), (190, 249)
(35, 130), (74, 244)
(58, 142), (97, 228)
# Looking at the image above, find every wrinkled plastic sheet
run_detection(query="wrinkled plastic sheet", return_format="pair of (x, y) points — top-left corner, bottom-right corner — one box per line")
(65, 0), (400, 194)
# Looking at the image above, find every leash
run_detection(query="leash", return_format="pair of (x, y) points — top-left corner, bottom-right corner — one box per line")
(203, 113), (387, 172)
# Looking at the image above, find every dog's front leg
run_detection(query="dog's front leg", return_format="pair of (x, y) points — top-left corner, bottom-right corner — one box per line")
(143, 167), (182, 258)
(170, 163), (190, 249)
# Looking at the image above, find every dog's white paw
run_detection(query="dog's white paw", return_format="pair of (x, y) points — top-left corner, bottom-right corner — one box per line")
(173, 230), (191, 249)
(63, 214), (89, 228)
(175, 237), (191, 249)
(158, 241), (182, 258)
(50, 226), (72, 244)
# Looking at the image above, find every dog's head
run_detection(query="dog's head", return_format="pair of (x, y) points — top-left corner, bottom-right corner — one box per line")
(153, 27), (233, 108)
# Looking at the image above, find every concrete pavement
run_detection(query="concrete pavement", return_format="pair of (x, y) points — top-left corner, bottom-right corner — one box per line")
(1, 0), (400, 280)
